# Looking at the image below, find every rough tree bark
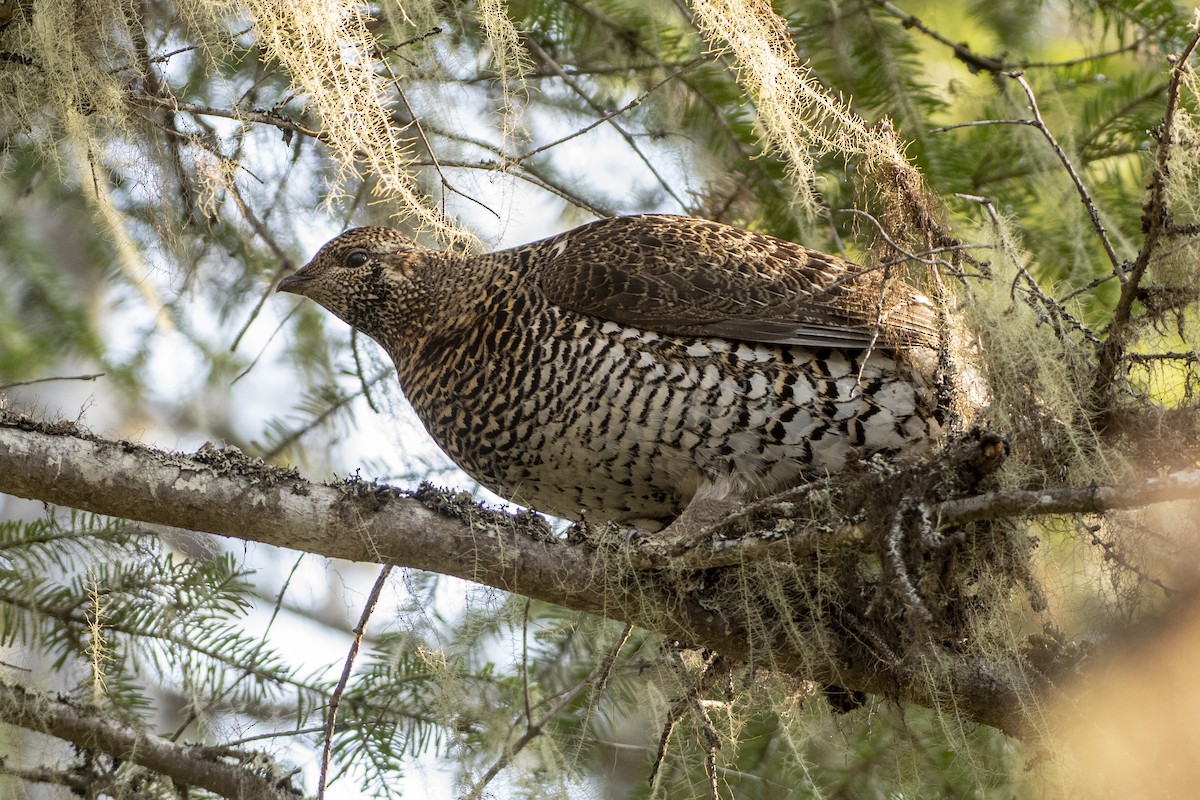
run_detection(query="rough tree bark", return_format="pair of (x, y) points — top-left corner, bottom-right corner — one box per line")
(4, 412), (1200, 740)
(0, 413), (1038, 735)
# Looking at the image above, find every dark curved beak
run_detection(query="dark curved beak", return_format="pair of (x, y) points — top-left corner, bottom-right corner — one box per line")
(277, 271), (314, 295)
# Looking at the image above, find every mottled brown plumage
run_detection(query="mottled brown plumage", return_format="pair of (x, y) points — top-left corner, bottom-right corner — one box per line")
(278, 215), (943, 536)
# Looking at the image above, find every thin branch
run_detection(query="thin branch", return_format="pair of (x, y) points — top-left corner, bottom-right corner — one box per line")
(869, 0), (1007, 74)
(146, 25), (255, 64)
(381, 58), (495, 222)
(1073, 517), (1174, 598)
(1094, 28), (1200, 414)
(649, 651), (722, 789)
(930, 118), (1039, 134)
(1125, 351), (1200, 364)
(462, 623), (633, 800)
(0, 680), (300, 800)
(514, 56), (706, 161)
(0, 373), (105, 391)
(931, 468), (1200, 528)
(523, 36), (689, 210)
(1008, 72), (1125, 276)
(232, 304), (299, 386)
(521, 597), (533, 727)
(957, 193), (1101, 345)
(451, 61), (703, 83)
(377, 25), (444, 57)
(224, 167), (296, 354)
(1055, 270), (1120, 304)
(132, 91), (329, 143)
(319, 564), (393, 798)
(872, 0), (1158, 74)
(259, 369), (391, 460)
(402, 127), (618, 216)
(843, 208), (964, 272)
(558, 0), (761, 185)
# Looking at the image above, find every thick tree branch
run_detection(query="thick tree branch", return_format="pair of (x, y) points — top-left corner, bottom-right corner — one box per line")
(0, 680), (300, 800)
(0, 415), (1096, 737)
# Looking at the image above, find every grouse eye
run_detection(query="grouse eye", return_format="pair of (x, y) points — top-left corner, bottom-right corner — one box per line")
(345, 249), (370, 269)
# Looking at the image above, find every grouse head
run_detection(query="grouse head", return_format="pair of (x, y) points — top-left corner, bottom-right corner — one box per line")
(277, 227), (438, 342)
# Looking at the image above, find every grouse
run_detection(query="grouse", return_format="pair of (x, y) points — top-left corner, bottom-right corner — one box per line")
(278, 215), (943, 541)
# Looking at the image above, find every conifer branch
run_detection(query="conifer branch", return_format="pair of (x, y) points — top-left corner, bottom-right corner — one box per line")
(462, 623), (633, 800)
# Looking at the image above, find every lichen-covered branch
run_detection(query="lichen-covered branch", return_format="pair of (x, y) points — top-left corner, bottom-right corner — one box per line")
(9, 405), (1194, 760)
(1093, 27), (1200, 414)
(0, 680), (300, 800)
(0, 414), (1096, 737)
(932, 468), (1200, 527)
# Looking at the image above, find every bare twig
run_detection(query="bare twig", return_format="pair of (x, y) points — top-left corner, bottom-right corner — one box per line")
(378, 47), (495, 223)
(872, 0), (1158, 73)
(1073, 518), (1174, 597)
(452, 61), (703, 83)
(1009, 72), (1124, 276)
(515, 56), (706, 161)
(224, 170), (296, 353)
(377, 26), (444, 57)
(649, 651), (723, 791)
(1055, 270), (1119, 304)
(521, 597), (533, 727)
(349, 329), (382, 413)
(0, 373), (105, 391)
(843, 208), (963, 272)
(930, 118), (1040, 134)
(258, 369), (391, 460)
(1125, 351), (1200, 364)
(869, 0), (1007, 74)
(957, 193), (1101, 345)
(318, 565), (393, 798)
(132, 91), (328, 143)
(409, 153), (616, 217)
(145, 25), (255, 65)
(523, 36), (689, 209)
(231, 305), (299, 386)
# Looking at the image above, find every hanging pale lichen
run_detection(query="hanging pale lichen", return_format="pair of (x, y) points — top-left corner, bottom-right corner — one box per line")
(476, 0), (531, 143)
(239, 0), (467, 246)
(0, 0), (175, 331)
(689, 0), (919, 220)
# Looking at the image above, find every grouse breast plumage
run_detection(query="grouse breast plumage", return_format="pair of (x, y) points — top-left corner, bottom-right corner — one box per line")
(278, 215), (943, 532)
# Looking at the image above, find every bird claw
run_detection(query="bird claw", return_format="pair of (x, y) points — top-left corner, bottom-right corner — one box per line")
(627, 523), (712, 569)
